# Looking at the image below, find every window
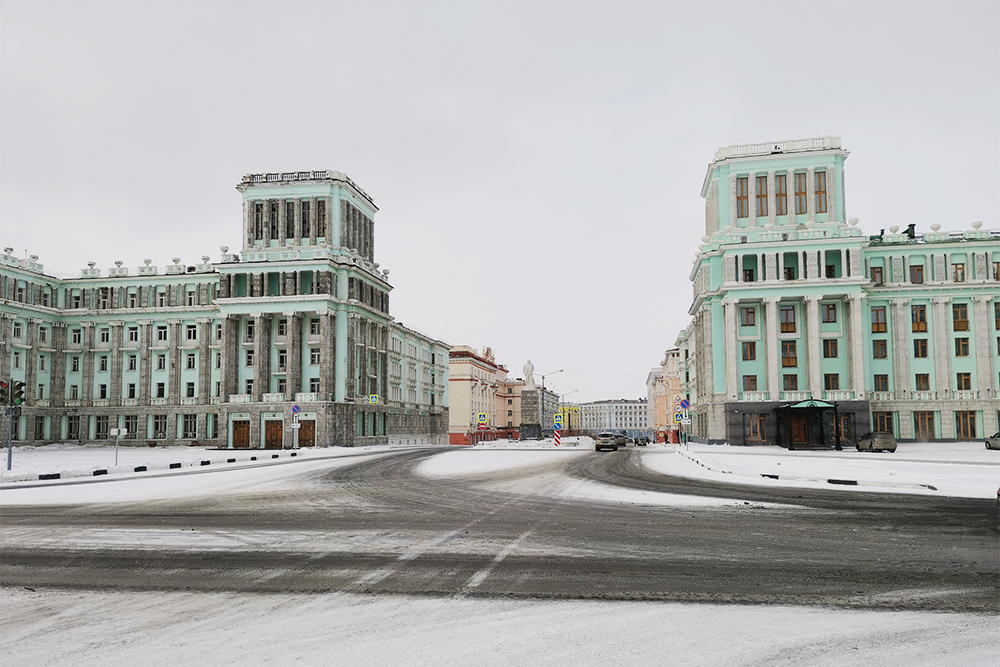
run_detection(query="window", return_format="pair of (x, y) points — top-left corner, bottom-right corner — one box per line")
(37, 384), (44, 400)
(12, 351), (20, 369)
(301, 200), (311, 237)
(128, 327), (139, 342)
(873, 374), (889, 391)
(186, 353), (196, 369)
(782, 374), (798, 390)
(285, 201), (295, 238)
(124, 415), (138, 439)
(823, 339), (838, 358)
(996, 303), (1000, 330)
(99, 328), (110, 343)
(914, 412), (935, 439)
(153, 415), (167, 438)
(873, 412), (894, 433)
(955, 338), (969, 357)
(953, 263), (965, 282)
(215, 381), (221, 397)
(215, 323), (222, 340)
(781, 341), (797, 367)
(755, 175), (768, 217)
(774, 174), (787, 215)
(794, 172), (807, 214)
(245, 379), (254, 395)
(156, 292), (166, 307)
(246, 321), (255, 341)
(128, 292), (137, 308)
(70, 385), (79, 400)
(71, 356), (80, 373)
(187, 291), (196, 306)
(748, 414), (767, 442)
(779, 306), (795, 333)
(310, 318), (320, 335)
(310, 349), (320, 365)
(956, 411), (977, 439)
(743, 268), (755, 282)
(825, 265), (836, 279)
(186, 325), (197, 340)
(952, 303), (969, 331)
(156, 354), (166, 370)
(871, 306), (887, 333)
(156, 382), (165, 398)
(38, 355), (47, 371)
(507, 409), (513, 416)
(186, 382), (195, 398)
(277, 319), (287, 337)
(871, 266), (884, 285)
(277, 350), (287, 370)
(310, 377), (320, 393)
(277, 378), (286, 394)
(183, 414), (197, 439)
(740, 307), (755, 326)
(741, 341), (756, 361)
(71, 294), (82, 309)
(735, 177), (749, 218)
(911, 305), (927, 332)
(99, 356), (108, 372)
(39, 327), (48, 342)
(71, 329), (81, 344)
(246, 350), (254, 366)
(128, 355), (137, 371)
(13, 322), (22, 338)
(913, 339), (928, 358)
(98, 384), (108, 399)
(824, 374), (839, 391)
(67, 415), (80, 439)
(784, 266), (796, 281)
(96, 416), (109, 439)
(507, 388), (513, 394)
(909, 265), (924, 284)
(127, 383), (136, 399)
(956, 373), (972, 391)
(872, 340), (887, 358)
(156, 326), (167, 342)
(822, 303), (837, 323)
(742, 375), (757, 391)
(814, 171), (827, 213)
(914, 373), (930, 391)
(507, 398), (512, 404)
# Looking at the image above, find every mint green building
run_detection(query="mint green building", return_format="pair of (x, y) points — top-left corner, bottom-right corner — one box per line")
(677, 138), (999, 446)
(0, 171), (449, 448)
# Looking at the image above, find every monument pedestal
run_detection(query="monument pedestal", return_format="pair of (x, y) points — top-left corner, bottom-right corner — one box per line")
(519, 389), (543, 440)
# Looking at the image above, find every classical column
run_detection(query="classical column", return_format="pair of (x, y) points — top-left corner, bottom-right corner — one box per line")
(50, 324), (67, 407)
(263, 201), (272, 244)
(847, 294), (866, 398)
(325, 197), (335, 244)
(286, 312), (302, 399)
(890, 298), (912, 397)
(747, 172), (756, 227)
(320, 311), (335, 400)
(81, 323), (95, 403)
(335, 270), (349, 402)
(168, 320), (182, 404)
(198, 318), (212, 403)
(972, 296), (994, 398)
(309, 197), (318, 246)
(728, 173), (737, 229)
(294, 199), (303, 245)
(722, 298), (739, 400)
(252, 313), (271, 400)
(786, 169), (796, 217)
(929, 297), (951, 399)
(219, 315), (239, 399)
(109, 321), (124, 403)
(278, 199), (287, 245)
(840, 248), (848, 278)
(804, 296), (822, 398)
(24, 321), (38, 429)
(827, 166), (837, 222)
(806, 167), (816, 223)
(138, 321), (152, 403)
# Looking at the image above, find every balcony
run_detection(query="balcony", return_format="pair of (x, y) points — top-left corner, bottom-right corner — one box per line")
(92, 399), (109, 407)
(952, 390), (979, 401)
(151, 398), (168, 406)
(64, 400), (81, 407)
(262, 393), (287, 402)
(781, 358), (797, 367)
(909, 391), (937, 401)
(294, 392), (319, 402)
(869, 391), (892, 401)
(228, 394), (252, 403)
(738, 392), (770, 402)
(779, 391), (811, 401)
(822, 391), (855, 401)
(180, 397), (199, 405)
(121, 399), (139, 407)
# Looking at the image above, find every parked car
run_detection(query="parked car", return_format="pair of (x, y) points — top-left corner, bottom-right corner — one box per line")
(986, 432), (1000, 450)
(615, 434), (627, 448)
(595, 433), (618, 452)
(855, 431), (897, 453)
(635, 437), (648, 446)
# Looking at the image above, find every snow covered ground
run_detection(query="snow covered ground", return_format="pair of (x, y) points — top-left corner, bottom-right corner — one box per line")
(2, 588), (996, 667)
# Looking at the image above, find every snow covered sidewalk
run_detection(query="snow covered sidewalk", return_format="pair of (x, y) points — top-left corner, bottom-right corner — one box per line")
(642, 442), (999, 499)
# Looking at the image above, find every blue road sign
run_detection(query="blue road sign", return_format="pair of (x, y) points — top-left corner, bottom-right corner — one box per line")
(292, 405), (301, 414)
(680, 399), (690, 409)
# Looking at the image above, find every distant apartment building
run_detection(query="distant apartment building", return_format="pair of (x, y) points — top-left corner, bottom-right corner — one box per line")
(580, 399), (649, 437)
(677, 137), (999, 446)
(448, 346), (523, 444)
(0, 171), (450, 448)
(647, 349), (683, 442)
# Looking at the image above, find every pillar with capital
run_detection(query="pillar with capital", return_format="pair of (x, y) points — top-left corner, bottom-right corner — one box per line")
(722, 298), (739, 400)
(804, 296), (822, 398)
(764, 297), (781, 399)
(846, 294), (866, 398)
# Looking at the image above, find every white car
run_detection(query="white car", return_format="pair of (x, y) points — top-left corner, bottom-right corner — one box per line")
(986, 432), (1000, 450)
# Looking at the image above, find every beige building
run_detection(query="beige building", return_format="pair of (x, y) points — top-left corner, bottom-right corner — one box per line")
(496, 377), (525, 435)
(646, 349), (683, 442)
(448, 346), (511, 445)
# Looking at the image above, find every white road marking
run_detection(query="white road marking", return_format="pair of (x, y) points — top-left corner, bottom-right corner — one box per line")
(464, 530), (532, 590)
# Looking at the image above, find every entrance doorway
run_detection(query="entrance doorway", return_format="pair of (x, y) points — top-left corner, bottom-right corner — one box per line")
(232, 420), (250, 448)
(837, 414), (853, 442)
(791, 417), (808, 444)
(298, 420), (315, 447)
(265, 420), (283, 449)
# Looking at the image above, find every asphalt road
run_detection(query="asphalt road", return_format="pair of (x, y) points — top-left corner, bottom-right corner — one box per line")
(2, 447), (997, 612)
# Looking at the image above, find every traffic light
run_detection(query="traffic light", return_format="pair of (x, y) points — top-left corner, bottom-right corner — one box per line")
(11, 380), (25, 406)
(0, 380), (7, 405)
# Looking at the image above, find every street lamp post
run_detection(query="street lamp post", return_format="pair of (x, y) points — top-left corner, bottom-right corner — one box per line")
(534, 369), (562, 439)
(559, 389), (578, 434)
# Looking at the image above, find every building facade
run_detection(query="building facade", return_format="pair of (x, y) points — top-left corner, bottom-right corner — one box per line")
(448, 345), (516, 444)
(579, 399), (649, 437)
(647, 349), (683, 442)
(678, 137), (999, 446)
(0, 170), (449, 448)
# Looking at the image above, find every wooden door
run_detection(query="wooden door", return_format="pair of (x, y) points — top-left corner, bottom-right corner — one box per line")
(265, 420), (283, 449)
(299, 420), (315, 447)
(791, 417), (808, 444)
(838, 414), (852, 442)
(232, 420), (250, 449)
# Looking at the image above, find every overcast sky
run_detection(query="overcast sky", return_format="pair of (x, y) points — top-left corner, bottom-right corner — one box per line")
(2, 1), (997, 403)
